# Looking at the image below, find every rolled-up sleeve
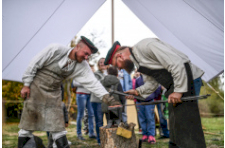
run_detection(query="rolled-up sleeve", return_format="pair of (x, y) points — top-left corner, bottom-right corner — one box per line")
(22, 44), (63, 87)
(71, 62), (108, 99)
(136, 74), (159, 98)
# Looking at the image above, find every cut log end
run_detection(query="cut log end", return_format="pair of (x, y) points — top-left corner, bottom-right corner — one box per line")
(100, 126), (137, 148)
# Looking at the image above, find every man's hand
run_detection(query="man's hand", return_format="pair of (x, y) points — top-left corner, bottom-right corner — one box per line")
(102, 94), (121, 106)
(168, 92), (183, 104)
(124, 89), (139, 100)
(21, 86), (30, 99)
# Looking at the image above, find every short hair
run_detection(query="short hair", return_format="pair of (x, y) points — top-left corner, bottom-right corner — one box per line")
(107, 66), (118, 76)
(97, 58), (105, 66)
(115, 46), (130, 53)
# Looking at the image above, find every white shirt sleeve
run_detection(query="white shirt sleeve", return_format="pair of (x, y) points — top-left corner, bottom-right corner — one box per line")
(147, 41), (188, 93)
(136, 74), (159, 98)
(68, 61), (108, 99)
(22, 44), (64, 87)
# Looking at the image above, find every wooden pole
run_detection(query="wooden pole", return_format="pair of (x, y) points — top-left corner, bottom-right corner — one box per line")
(111, 0), (114, 45)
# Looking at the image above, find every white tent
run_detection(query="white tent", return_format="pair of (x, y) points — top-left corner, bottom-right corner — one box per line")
(122, 0), (224, 82)
(2, 0), (105, 82)
(2, 0), (224, 82)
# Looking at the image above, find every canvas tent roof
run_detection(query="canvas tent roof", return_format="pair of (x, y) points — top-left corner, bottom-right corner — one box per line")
(2, 0), (224, 82)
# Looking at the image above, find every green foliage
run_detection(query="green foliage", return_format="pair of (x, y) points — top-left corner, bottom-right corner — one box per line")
(2, 80), (24, 118)
(199, 73), (224, 114)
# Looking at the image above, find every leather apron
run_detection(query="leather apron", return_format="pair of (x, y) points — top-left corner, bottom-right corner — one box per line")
(129, 48), (206, 148)
(19, 55), (75, 132)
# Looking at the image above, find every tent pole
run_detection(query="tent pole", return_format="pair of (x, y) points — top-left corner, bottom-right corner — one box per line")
(111, 0), (114, 45)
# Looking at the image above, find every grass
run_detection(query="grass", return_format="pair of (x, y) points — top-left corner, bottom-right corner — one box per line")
(2, 117), (224, 148)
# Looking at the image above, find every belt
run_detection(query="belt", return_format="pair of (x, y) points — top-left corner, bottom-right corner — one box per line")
(76, 92), (90, 95)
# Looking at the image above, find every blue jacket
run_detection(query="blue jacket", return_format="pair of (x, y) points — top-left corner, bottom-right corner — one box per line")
(119, 69), (132, 92)
(135, 75), (161, 102)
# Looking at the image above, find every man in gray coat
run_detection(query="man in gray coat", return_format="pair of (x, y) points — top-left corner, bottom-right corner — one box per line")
(19, 36), (120, 148)
(104, 38), (206, 148)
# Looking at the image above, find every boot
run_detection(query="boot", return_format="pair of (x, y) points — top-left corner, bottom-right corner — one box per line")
(55, 136), (70, 148)
(18, 137), (30, 148)
(47, 133), (54, 148)
(169, 141), (180, 148)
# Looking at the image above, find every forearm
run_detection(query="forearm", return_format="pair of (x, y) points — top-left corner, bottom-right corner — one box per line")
(135, 75), (159, 98)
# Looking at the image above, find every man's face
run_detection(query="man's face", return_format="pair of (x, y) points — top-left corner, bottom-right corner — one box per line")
(98, 58), (106, 71)
(112, 52), (124, 69)
(74, 44), (92, 63)
(112, 48), (134, 74)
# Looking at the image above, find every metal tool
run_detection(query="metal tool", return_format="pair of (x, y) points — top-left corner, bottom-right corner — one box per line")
(108, 93), (210, 109)
(109, 89), (146, 101)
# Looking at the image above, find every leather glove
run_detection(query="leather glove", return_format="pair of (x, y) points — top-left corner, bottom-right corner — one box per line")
(102, 94), (121, 106)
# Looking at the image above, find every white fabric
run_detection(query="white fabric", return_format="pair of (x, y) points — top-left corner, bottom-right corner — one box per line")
(18, 129), (33, 138)
(51, 131), (67, 141)
(122, 0), (224, 82)
(18, 129), (67, 140)
(2, 0), (105, 82)
(72, 80), (91, 94)
(22, 44), (73, 86)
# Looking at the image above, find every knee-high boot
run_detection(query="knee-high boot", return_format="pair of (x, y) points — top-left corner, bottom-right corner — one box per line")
(18, 137), (30, 148)
(55, 136), (70, 148)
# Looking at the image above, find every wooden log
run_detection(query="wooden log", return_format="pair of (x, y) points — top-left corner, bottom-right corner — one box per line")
(100, 126), (137, 148)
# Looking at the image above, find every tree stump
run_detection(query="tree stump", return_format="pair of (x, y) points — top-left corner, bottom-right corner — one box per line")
(100, 126), (137, 148)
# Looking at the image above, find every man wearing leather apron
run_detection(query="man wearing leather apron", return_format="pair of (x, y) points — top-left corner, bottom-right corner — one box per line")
(104, 39), (206, 148)
(18, 36), (121, 148)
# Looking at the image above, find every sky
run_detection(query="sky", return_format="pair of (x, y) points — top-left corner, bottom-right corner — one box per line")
(76, 0), (157, 61)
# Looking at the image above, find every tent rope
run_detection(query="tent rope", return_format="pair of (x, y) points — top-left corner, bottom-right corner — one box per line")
(206, 83), (224, 101)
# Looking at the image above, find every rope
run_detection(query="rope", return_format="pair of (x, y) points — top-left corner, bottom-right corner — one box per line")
(206, 83), (224, 101)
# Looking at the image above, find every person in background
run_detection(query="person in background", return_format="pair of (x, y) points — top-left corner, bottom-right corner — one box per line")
(132, 70), (142, 134)
(135, 74), (161, 144)
(72, 78), (96, 140)
(156, 86), (170, 139)
(118, 69), (132, 123)
(90, 58), (107, 145)
(101, 66), (126, 127)
(81, 61), (95, 136)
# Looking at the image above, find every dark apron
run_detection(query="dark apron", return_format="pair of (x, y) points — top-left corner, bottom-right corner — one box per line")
(130, 48), (206, 148)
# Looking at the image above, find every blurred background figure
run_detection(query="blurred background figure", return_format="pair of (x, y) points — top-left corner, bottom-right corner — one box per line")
(72, 78), (96, 141)
(132, 70), (142, 134)
(118, 69), (132, 123)
(135, 74), (161, 144)
(156, 86), (170, 139)
(90, 58), (107, 145)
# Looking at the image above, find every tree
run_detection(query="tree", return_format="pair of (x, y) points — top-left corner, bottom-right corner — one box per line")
(2, 80), (24, 119)
(199, 73), (224, 115)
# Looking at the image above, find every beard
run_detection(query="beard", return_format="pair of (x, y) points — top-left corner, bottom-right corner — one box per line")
(74, 52), (84, 63)
(122, 59), (135, 74)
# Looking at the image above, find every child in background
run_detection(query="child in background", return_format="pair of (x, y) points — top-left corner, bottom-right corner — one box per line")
(135, 74), (161, 144)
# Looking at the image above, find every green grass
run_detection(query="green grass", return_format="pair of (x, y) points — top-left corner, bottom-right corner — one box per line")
(2, 117), (224, 148)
